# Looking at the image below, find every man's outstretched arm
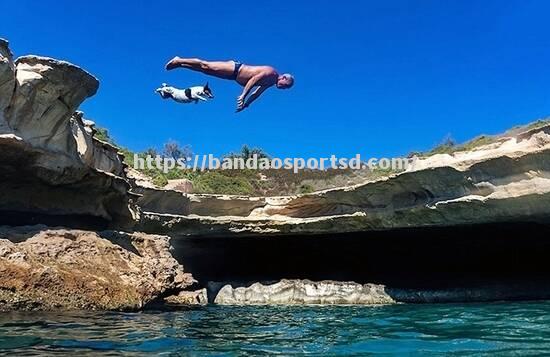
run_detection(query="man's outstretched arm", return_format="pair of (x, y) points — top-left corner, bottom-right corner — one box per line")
(237, 86), (269, 112)
(236, 74), (264, 111)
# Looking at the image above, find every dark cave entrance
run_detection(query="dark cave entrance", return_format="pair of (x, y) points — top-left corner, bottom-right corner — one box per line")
(170, 222), (550, 291)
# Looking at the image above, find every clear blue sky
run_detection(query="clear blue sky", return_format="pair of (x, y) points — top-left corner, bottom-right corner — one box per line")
(3, 0), (550, 158)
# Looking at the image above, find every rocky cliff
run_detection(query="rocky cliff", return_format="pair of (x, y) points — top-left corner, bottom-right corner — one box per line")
(138, 124), (550, 237)
(133, 118), (550, 305)
(0, 39), (135, 229)
(3, 37), (550, 308)
(6, 37), (543, 240)
(0, 39), (196, 311)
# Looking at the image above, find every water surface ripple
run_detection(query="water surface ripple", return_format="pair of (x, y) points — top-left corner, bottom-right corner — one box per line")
(1, 302), (550, 355)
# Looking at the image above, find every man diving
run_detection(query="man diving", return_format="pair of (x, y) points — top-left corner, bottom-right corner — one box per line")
(165, 57), (294, 112)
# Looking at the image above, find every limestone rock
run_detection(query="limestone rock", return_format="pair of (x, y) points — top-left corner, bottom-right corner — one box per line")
(0, 40), (135, 228)
(0, 38), (15, 133)
(72, 112), (126, 176)
(164, 179), (194, 193)
(137, 188), (266, 217)
(127, 168), (157, 189)
(0, 226), (194, 311)
(213, 279), (550, 305)
(165, 289), (208, 305)
(214, 280), (395, 305)
(7, 56), (98, 151)
(139, 124), (550, 237)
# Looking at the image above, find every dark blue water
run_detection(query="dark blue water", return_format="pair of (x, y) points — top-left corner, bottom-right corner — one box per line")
(1, 302), (550, 355)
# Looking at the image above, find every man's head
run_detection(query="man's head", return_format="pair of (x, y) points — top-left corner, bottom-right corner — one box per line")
(276, 73), (294, 89)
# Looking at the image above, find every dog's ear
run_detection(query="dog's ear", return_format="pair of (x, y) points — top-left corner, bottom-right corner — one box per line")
(204, 82), (209, 89)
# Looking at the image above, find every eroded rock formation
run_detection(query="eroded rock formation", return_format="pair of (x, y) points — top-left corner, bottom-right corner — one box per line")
(0, 39), (135, 229)
(138, 125), (550, 237)
(165, 289), (208, 305)
(215, 280), (395, 305)
(0, 39), (15, 132)
(3, 36), (550, 308)
(0, 226), (194, 311)
(133, 121), (550, 305)
(214, 279), (550, 305)
(0, 39), (197, 312)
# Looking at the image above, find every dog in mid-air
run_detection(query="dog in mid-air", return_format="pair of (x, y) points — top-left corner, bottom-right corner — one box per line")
(155, 82), (214, 104)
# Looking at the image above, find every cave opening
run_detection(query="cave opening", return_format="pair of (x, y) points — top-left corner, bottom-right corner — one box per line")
(170, 222), (550, 292)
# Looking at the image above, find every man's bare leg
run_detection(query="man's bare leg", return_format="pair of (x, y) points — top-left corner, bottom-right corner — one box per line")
(166, 57), (235, 79)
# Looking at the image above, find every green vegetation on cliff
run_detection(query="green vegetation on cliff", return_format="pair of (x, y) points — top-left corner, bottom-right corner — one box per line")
(94, 128), (389, 195)
(95, 116), (550, 196)
(411, 117), (550, 157)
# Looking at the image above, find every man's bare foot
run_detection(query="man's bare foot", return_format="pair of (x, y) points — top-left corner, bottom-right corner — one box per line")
(165, 56), (182, 70)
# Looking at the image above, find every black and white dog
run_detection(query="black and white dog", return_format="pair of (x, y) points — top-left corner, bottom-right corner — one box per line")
(156, 82), (214, 104)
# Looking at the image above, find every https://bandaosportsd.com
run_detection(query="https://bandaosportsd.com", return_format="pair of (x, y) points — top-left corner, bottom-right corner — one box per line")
(134, 154), (418, 174)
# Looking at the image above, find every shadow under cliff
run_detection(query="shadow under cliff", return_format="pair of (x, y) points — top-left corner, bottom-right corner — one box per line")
(0, 210), (110, 231)
(170, 222), (550, 295)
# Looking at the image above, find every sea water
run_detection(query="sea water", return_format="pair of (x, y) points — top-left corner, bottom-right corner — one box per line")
(1, 302), (550, 355)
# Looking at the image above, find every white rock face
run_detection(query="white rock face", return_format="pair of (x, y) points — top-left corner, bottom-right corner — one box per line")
(7, 56), (99, 153)
(0, 40), (134, 227)
(214, 279), (550, 305)
(214, 280), (395, 305)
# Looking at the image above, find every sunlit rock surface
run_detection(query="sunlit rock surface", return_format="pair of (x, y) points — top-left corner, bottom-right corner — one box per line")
(0, 39), (135, 228)
(215, 280), (395, 305)
(214, 279), (550, 305)
(0, 226), (194, 311)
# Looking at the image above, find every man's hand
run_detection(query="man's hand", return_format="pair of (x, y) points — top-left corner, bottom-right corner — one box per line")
(236, 96), (247, 113)
(236, 74), (265, 113)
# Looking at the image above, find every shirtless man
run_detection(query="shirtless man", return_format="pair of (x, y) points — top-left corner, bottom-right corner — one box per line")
(165, 57), (294, 112)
